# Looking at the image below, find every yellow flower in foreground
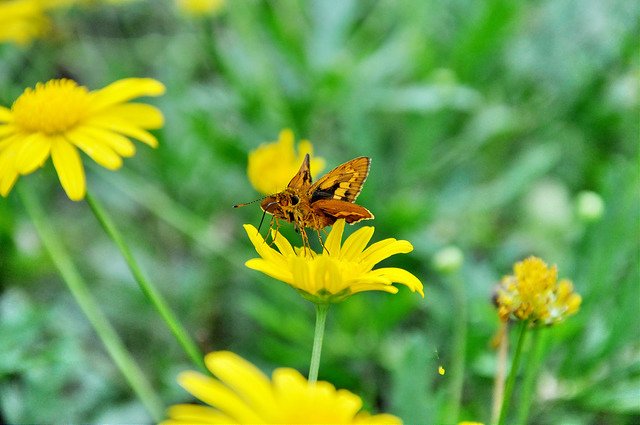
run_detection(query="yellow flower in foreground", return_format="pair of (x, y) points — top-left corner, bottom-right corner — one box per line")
(162, 351), (401, 425)
(0, 78), (165, 200)
(248, 128), (325, 196)
(176, 0), (225, 16)
(496, 256), (581, 325)
(244, 219), (424, 303)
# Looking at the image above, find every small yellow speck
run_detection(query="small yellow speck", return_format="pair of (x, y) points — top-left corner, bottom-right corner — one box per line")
(438, 366), (445, 375)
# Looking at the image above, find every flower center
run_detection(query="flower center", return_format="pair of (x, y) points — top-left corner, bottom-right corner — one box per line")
(12, 79), (91, 135)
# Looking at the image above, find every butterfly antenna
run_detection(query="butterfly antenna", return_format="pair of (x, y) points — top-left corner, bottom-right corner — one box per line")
(233, 196), (266, 208)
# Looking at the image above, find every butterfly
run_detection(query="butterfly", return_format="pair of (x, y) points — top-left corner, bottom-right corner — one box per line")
(236, 154), (374, 249)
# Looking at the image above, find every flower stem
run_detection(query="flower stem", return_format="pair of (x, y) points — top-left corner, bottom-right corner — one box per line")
(515, 326), (546, 425)
(85, 190), (205, 372)
(497, 320), (529, 425)
(491, 321), (509, 424)
(446, 272), (467, 423)
(18, 185), (164, 422)
(308, 303), (330, 384)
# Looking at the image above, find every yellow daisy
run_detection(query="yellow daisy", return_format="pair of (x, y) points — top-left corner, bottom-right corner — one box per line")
(0, 78), (165, 200)
(244, 219), (424, 303)
(161, 350), (402, 424)
(496, 256), (581, 325)
(247, 128), (325, 196)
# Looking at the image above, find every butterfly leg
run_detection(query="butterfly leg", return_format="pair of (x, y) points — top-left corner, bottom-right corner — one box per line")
(310, 216), (330, 255)
(266, 217), (280, 247)
(299, 226), (315, 257)
(316, 229), (330, 255)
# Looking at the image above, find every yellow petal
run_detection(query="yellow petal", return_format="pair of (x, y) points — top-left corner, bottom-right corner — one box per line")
(372, 267), (424, 296)
(271, 367), (305, 391)
(0, 150), (19, 196)
(243, 224), (281, 262)
(272, 229), (296, 257)
(177, 371), (265, 423)
(349, 273), (392, 287)
(272, 368), (363, 421)
(88, 78), (165, 112)
(291, 255), (314, 293)
(163, 404), (234, 424)
(350, 283), (399, 294)
(51, 137), (86, 201)
(245, 258), (292, 284)
(205, 352), (278, 420)
(16, 133), (51, 174)
(74, 126), (136, 157)
(97, 103), (164, 129)
(360, 239), (413, 270)
(296, 139), (313, 157)
(0, 124), (17, 140)
(340, 226), (374, 261)
(310, 255), (345, 294)
(85, 116), (159, 147)
(278, 128), (294, 150)
(0, 130), (20, 149)
(66, 129), (122, 170)
(324, 219), (345, 257)
(0, 106), (12, 122)
(566, 293), (582, 313)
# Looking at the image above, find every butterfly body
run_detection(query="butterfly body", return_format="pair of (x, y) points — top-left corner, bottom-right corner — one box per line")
(259, 154), (374, 246)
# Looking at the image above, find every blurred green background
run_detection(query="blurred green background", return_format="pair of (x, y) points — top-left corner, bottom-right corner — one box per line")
(0, 0), (638, 423)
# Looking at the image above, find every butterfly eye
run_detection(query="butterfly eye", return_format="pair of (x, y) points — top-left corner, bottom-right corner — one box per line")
(290, 195), (299, 205)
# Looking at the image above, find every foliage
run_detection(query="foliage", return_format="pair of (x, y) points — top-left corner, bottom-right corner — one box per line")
(0, 0), (638, 423)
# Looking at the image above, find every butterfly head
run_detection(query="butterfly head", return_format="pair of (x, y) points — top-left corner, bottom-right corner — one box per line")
(260, 190), (300, 212)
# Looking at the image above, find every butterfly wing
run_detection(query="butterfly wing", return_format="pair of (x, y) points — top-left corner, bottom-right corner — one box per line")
(286, 153), (313, 190)
(308, 157), (370, 203)
(312, 199), (374, 224)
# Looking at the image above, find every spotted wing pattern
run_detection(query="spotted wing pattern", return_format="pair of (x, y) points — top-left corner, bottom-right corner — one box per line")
(308, 156), (370, 203)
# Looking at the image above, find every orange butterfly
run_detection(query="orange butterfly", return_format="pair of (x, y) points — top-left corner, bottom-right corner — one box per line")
(236, 154), (374, 248)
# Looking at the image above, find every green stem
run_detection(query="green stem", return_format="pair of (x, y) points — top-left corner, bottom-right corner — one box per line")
(447, 272), (468, 423)
(497, 320), (529, 425)
(308, 303), (330, 384)
(515, 326), (547, 425)
(85, 190), (205, 372)
(491, 322), (509, 424)
(18, 185), (164, 422)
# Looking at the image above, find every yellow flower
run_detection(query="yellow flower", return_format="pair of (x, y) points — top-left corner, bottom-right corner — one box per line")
(175, 0), (225, 16)
(548, 278), (582, 322)
(0, 0), (85, 45)
(244, 219), (424, 303)
(162, 351), (401, 425)
(0, 78), (165, 201)
(0, 0), (50, 45)
(458, 422), (484, 425)
(248, 128), (325, 196)
(496, 256), (581, 325)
